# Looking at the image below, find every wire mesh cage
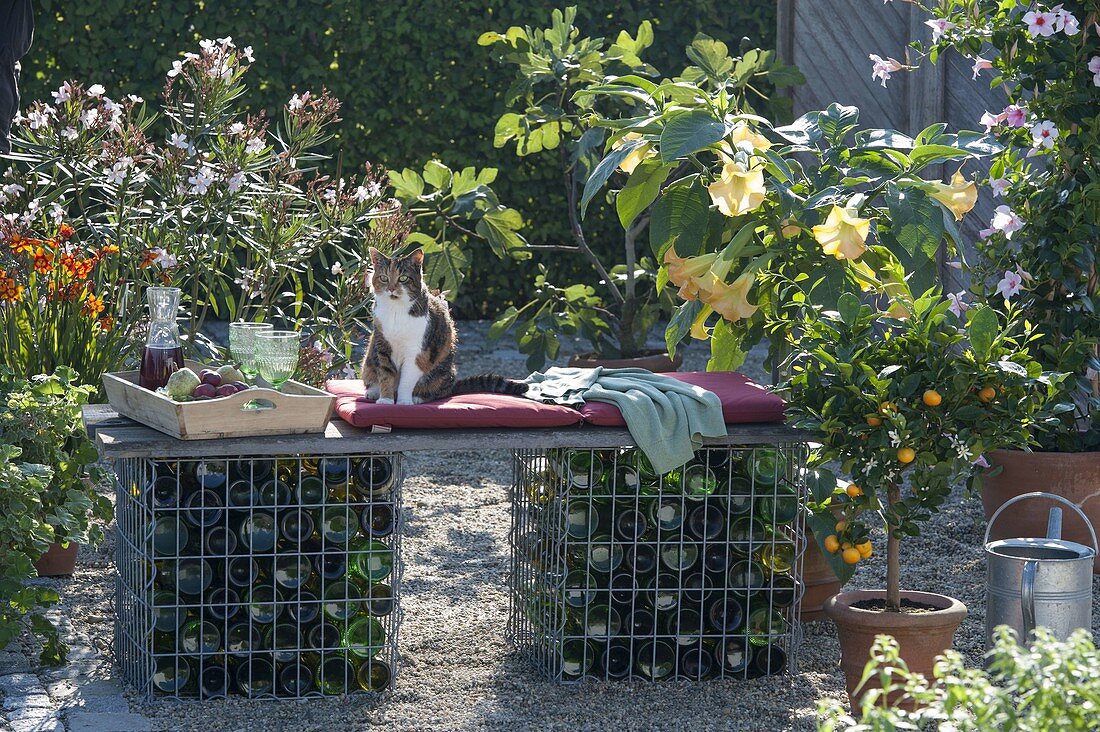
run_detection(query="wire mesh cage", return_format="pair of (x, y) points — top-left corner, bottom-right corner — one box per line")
(508, 444), (808, 682)
(114, 452), (403, 700)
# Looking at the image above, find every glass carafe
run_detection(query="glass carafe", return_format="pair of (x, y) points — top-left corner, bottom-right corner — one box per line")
(139, 287), (184, 390)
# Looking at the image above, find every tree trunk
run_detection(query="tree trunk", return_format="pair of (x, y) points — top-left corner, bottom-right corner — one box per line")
(885, 482), (902, 613)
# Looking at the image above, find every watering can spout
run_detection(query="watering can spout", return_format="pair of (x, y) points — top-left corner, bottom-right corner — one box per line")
(1046, 507), (1062, 541)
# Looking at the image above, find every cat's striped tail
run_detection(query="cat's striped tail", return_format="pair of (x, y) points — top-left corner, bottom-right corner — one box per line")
(451, 374), (528, 396)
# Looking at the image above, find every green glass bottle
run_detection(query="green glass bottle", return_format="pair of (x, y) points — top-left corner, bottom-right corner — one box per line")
(152, 590), (188, 632)
(198, 658), (229, 699)
(586, 534), (623, 574)
(624, 608), (655, 636)
(178, 618), (221, 654)
(226, 556), (259, 589)
(266, 622), (303, 663)
(685, 503), (725, 541)
(635, 451), (659, 486)
(611, 461), (640, 495)
(564, 498), (598, 540)
(163, 559), (213, 596)
(706, 596), (745, 634)
(659, 542), (700, 573)
(646, 498), (684, 533)
(759, 540), (796, 574)
(649, 571), (680, 613)
(319, 457), (351, 489)
(560, 639), (594, 679)
(296, 475), (327, 506)
(562, 570), (593, 609)
(182, 489), (224, 530)
(343, 616), (386, 659)
(318, 654), (355, 694)
(353, 455), (395, 499)
(625, 543), (658, 575)
(235, 657), (275, 697)
(364, 583), (394, 617)
(565, 450), (603, 491)
(146, 475), (181, 510)
(203, 526), (236, 556)
(665, 608), (705, 647)
(748, 448), (787, 487)
(635, 640), (675, 680)
(188, 459), (229, 490)
(725, 476), (754, 515)
(273, 556), (312, 592)
(702, 543), (733, 574)
(238, 511), (277, 553)
(680, 644), (714, 681)
(750, 644), (787, 676)
(230, 458), (274, 484)
(360, 503), (396, 539)
(349, 539), (394, 583)
(246, 585), (281, 624)
(258, 479), (292, 507)
(279, 509), (316, 546)
(205, 586), (240, 622)
(728, 558), (767, 598)
(152, 517), (189, 557)
(728, 516), (769, 551)
(681, 572), (713, 605)
(314, 553), (347, 582)
(715, 636), (749, 674)
(287, 590), (321, 625)
(770, 573), (799, 608)
(747, 607), (788, 646)
(680, 464), (718, 499)
(603, 639), (633, 679)
(277, 661), (314, 697)
(320, 505), (357, 546)
(612, 505), (648, 542)
(152, 656), (192, 694)
(580, 604), (621, 638)
(322, 578), (364, 622)
(225, 622), (262, 656)
(356, 659), (392, 692)
(227, 479), (261, 508)
(307, 621), (343, 651)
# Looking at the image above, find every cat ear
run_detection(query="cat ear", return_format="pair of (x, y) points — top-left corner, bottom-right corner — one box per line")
(407, 248), (424, 266)
(368, 247), (385, 268)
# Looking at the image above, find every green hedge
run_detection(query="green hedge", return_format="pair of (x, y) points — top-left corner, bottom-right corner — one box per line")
(22, 0), (776, 318)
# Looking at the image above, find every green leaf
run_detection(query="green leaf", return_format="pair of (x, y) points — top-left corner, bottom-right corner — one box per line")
(817, 104), (860, 144)
(649, 177), (711, 258)
(886, 184), (944, 259)
(388, 169), (424, 200)
(908, 143), (971, 169)
(659, 109), (726, 162)
(665, 300), (703, 359)
(805, 468), (838, 504)
(968, 305), (998, 362)
(475, 208), (528, 258)
(616, 159), (671, 229)
(707, 318), (748, 371)
(579, 138), (645, 217)
(807, 511), (857, 584)
(837, 292), (861, 326)
(422, 160), (452, 190)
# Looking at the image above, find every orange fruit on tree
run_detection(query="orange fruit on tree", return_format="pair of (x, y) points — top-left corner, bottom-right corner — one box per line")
(842, 547), (861, 565)
(856, 541), (873, 558)
(979, 386), (997, 403)
(878, 401), (897, 415)
(835, 520), (848, 533)
(897, 447), (916, 464)
(846, 483), (863, 498)
(823, 535), (840, 554)
(922, 389), (942, 407)
(866, 415), (882, 427)
(841, 541), (853, 550)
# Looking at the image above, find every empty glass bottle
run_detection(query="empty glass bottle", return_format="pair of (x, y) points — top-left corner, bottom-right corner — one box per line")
(357, 659), (392, 692)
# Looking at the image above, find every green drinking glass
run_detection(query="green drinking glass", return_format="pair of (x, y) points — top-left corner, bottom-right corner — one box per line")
(228, 322), (272, 380)
(254, 330), (299, 389)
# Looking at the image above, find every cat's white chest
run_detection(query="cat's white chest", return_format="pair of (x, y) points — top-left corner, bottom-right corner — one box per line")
(374, 297), (427, 365)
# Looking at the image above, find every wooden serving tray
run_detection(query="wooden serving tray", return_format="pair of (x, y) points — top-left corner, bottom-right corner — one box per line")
(102, 360), (335, 440)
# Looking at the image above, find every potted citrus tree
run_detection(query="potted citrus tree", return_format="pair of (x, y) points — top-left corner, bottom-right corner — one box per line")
(781, 290), (1066, 706)
(880, 0), (1100, 566)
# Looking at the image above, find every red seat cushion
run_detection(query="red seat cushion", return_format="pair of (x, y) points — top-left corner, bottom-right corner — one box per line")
(579, 371), (785, 426)
(325, 380), (585, 430)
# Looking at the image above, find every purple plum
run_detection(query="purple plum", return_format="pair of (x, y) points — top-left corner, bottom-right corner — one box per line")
(193, 383), (217, 399)
(230, 381), (250, 391)
(199, 369), (222, 387)
(216, 384), (239, 397)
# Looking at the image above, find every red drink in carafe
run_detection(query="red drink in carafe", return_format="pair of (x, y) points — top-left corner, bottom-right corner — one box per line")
(139, 346), (184, 390)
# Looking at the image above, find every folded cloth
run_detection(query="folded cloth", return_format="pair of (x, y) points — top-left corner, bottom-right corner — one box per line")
(524, 366), (727, 474)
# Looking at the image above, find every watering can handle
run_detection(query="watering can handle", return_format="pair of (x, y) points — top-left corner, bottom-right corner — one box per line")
(1021, 560), (1038, 640)
(984, 491), (1098, 553)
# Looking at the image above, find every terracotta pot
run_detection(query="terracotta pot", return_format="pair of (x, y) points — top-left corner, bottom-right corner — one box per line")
(34, 542), (79, 577)
(982, 449), (1100, 573)
(824, 589), (967, 709)
(568, 349), (683, 372)
(799, 529), (841, 622)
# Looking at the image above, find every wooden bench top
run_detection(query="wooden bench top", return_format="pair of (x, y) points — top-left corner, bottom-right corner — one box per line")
(83, 404), (811, 458)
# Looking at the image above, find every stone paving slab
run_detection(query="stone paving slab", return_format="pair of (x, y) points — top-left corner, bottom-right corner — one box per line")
(66, 711), (153, 732)
(7, 705), (64, 732)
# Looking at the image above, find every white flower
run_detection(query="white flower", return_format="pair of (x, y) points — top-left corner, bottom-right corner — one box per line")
(80, 108), (99, 128)
(991, 205), (1023, 239)
(105, 161), (129, 185)
(979, 110), (1006, 132)
(228, 122), (245, 135)
(330, 261), (344, 276)
(1016, 265), (1034, 283)
(168, 132), (189, 149)
(199, 39), (217, 53)
(51, 82), (73, 103)
(971, 57), (993, 79)
(151, 247), (177, 269)
(322, 188), (337, 203)
(1053, 5), (1080, 35)
(188, 166), (215, 195)
(288, 94), (304, 111)
(58, 126), (77, 141)
(996, 270), (1024, 300)
(102, 97), (118, 112)
(167, 60), (186, 78)
(28, 109), (49, 130)
(925, 18), (955, 42)
(354, 181), (383, 203)
(242, 46), (255, 63)
(87, 83), (105, 98)
(1024, 11), (1058, 37)
(312, 340), (334, 365)
(869, 54), (904, 87)
(245, 137), (264, 155)
(989, 177), (1010, 197)
(887, 429), (901, 448)
(947, 291), (969, 318)
(127, 94), (144, 104)
(1031, 120), (1059, 149)
(47, 202), (64, 224)
(227, 171), (246, 193)
(1, 183), (25, 199)
(207, 60), (233, 81)
(1089, 57), (1100, 87)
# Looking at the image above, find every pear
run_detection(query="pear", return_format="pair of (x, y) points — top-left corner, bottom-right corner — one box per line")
(165, 367), (201, 400)
(217, 364), (248, 384)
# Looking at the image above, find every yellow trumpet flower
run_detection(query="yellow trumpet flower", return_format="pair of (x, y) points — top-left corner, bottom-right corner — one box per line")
(703, 270), (758, 322)
(664, 247), (718, 301)
(927, 171), (978, 221)
(725, 122), (773, 152)
(708, 161), (766, 218)
(612, 132), (656, 174)
(690, 305), (714, 340)
(813, 206), (870, 261)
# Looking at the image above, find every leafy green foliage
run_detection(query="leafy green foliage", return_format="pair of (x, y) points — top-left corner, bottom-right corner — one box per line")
(22, 1), (777, 319)
(0, 368), (113, 664)
(780, 291), (1069, 594)
(819, 628), (1100, 732)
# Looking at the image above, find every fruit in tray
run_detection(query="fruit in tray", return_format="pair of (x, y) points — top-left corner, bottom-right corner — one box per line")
(162, 365), (253, 401)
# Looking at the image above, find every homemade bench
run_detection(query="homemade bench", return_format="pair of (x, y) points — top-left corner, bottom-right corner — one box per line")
(83, 403), (811, 697)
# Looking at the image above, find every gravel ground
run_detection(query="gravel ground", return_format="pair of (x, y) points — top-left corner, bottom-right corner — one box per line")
(10, 322), (1100, 731)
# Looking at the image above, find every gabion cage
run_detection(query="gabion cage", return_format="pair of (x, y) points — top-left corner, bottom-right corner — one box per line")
(508, 444), (808, 682)
(114, 453), (403, 700)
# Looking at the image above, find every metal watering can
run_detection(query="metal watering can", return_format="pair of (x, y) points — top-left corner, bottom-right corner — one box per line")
(984, 491), (1097, 650)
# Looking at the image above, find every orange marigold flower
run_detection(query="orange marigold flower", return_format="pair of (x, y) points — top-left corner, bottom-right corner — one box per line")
(8, 234), (32, 255)
(0, 270), (24, 302)
(82, 292), (106, 318)
(97, 316), (114, 332)
(33, 247), (54, 274)
(58, 223), (75, 240)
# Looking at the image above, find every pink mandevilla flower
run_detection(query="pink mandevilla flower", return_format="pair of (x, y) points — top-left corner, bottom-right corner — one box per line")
(1031, 120), (1059, 150)
(1004, 104), (1027, 127)
(925, 18), (955, 42)
(1089, 57), (1100, 87)
(996, 270), (1023, 300)
(1053, 5), (1080, 35)
(971, 57), (993, 79)
(991, 205), (1023, 239)
(1024, 10), (1058, 37)
(869, 54), (904, 87)
(980, 111), (1006, 132)
(947, 292), (969, 318)
(989, 178), (1010, 197)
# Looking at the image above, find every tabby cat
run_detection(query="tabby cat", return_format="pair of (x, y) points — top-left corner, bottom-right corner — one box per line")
(361, 247), (527, 404)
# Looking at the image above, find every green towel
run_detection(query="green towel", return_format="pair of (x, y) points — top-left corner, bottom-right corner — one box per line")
(524, 367), (727, 474)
